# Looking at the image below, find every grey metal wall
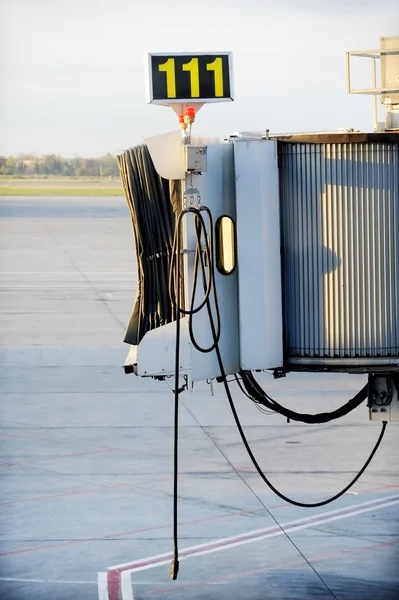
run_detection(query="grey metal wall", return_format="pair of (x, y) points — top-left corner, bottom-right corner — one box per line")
(279, 141), (399, 367)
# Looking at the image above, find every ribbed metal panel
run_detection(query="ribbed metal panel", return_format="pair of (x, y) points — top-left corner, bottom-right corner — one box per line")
(279, 141), (399, 365)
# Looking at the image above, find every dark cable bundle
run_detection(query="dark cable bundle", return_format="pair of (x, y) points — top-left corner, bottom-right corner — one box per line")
(117, 145), (180, 345)
(239, 370), (369, 424)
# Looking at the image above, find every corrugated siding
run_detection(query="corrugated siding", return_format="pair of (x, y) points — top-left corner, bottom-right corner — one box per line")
(279, 142), (399, 359)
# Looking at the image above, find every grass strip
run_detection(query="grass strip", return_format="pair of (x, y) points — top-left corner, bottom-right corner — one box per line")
(0, 187), (124, 197)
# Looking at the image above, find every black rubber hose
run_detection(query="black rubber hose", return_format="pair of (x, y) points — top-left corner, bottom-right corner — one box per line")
(221, 372), (387, 507)
(169, 206), (224, 579)
(188, 210), (221, 353)
(184, 207), (388, 509)
(240, 370), (369, 424)
(171, 220), (181, 581)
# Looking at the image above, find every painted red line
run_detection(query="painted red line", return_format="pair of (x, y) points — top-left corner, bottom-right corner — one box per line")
(3, 479), (395, 559)
(148, 539), (399, 595)
(0, 447), (116, 468)
(238, 467), (398, 489)
(304, 472), (399, 488)
(265, 482), (399, 510)
(360, 483), (399, 493)
(0, 476), (173, 507)
(107, 571), (120, 600)
(0, 506), (264, 558)
(0, 432), (53, 442)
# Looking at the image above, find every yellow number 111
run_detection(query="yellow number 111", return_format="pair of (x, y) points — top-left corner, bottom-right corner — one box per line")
(158, 57), (224, 99)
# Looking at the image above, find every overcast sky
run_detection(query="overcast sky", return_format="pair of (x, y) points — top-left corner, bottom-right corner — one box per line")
(0, 0), (398, 156)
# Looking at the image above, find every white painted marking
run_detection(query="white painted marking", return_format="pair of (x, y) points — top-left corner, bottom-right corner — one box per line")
(101, 494), (399, 600)
(122, 571), (134, 600)
(119, 498), (399, 575)
(97, 571), (108, 600)
(108, 494), (399, 570)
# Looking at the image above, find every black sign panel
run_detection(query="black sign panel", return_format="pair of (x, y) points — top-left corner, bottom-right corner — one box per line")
(148, 53), (233, 103)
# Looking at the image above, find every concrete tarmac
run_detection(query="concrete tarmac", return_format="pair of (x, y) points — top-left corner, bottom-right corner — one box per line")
(0, 196), (398, 600)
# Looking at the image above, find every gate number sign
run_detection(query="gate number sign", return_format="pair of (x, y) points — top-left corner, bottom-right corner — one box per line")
(146, 52), (233, 104)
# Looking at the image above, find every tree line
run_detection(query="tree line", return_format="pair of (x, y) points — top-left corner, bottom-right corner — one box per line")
(0, 153), (120, 178)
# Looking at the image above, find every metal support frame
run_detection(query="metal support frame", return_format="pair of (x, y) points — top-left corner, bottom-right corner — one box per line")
(346, 45), (399, 132)
(346, 47), (399, 95)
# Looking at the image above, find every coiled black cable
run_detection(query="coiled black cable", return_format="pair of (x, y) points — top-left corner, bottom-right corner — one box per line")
(169, 207), (221, 350)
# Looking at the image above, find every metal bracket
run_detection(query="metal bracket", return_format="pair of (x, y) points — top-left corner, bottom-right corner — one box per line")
(183, 187), (203, 209)
(368, 375), (399, 421)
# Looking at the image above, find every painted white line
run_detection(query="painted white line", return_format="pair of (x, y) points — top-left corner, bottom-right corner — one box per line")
(122, 571), (134, 600)
(101, 494), (399, 600)
(98, 572), (108, 600)
(108, 493), (399, 570)
(121, 498), (399, 573)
